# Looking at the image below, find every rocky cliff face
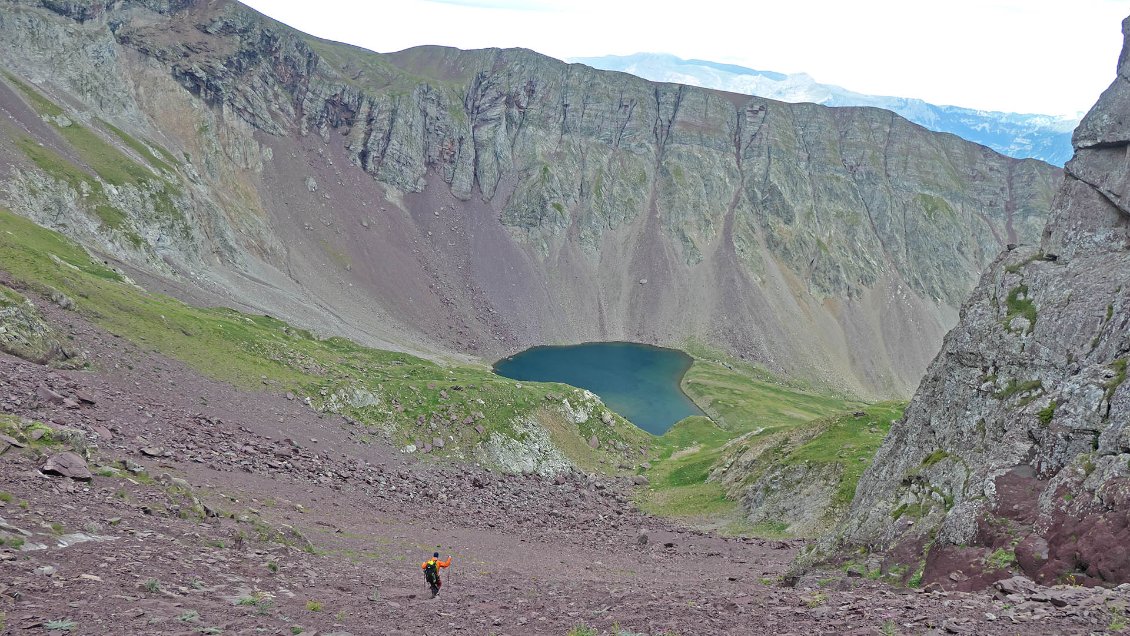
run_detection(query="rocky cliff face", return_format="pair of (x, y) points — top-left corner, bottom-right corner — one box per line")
(828, 16), (1130, 589)
(0, 0), (1060, 398)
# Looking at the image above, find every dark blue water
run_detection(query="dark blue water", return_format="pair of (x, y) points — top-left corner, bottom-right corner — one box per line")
(493, 342), (704, 435)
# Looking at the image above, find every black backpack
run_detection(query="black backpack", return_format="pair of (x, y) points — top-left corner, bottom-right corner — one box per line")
(424, 560), (439, 584)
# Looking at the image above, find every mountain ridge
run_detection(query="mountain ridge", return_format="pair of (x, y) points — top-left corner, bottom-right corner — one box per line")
(572, 52), (1078, 166)
(0, 0), (1061, 400)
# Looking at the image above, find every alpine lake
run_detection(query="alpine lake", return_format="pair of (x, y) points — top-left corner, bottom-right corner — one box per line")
(493, 342), (704, 435)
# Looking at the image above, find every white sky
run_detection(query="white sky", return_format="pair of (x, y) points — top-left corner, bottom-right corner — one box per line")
(240, 0), (1129, 117)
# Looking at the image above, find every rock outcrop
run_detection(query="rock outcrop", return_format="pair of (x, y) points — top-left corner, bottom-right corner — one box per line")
(827, 16), (1130, 590)
(0, 0), (1060, 398)
(0, 284), (84, 368)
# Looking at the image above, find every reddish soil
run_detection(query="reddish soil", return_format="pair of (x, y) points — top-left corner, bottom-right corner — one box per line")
(1, 292), (1126, 635)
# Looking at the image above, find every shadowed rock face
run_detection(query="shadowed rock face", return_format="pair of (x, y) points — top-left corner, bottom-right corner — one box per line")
(830, 15), (1130, 590)
(0, 0), (1060, 398)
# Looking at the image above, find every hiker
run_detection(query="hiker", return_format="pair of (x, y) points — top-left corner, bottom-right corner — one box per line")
(422, 551), (452, 597)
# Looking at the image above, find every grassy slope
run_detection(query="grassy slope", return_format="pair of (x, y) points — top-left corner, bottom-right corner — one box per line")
(640, 346), (905, 536)
(0, 208), (650, 470)
(3, 72), (184, 244)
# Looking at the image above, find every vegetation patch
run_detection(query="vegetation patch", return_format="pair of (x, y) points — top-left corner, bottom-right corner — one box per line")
(916, 193), (956, 222)
(1003, 284), (1037, 334)
(993, 379), (1043, 402)
(782, 403), (904, 508)
(641, 344), (901, 535)
(921, 450), (950, 468)
(891, 502), (929, 520)
(1038, 401), (1057, 426)
(7, 76), (185, 241)
(97, 118), (177, 174)
(1105, 358), (1127, 406)
(985, 548), (1017, 570)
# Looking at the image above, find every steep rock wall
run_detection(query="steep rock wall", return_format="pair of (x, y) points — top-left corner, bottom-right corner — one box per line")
(829, 16), (1130, 589)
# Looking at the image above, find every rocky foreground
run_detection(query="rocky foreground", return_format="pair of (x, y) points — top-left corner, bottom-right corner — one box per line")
(0, 289), (1125, 635)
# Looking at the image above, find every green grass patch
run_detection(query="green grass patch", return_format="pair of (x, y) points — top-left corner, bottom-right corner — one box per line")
(7, 76), (184, 241)
(640, 344), (897, 530)
(97, 118), (176, 174)
(917, 193), (956, 222)
(680, 347), (858, 433)
(0, 414), (63, 450)
(921, 449), (950, 468)
(639, 480), (733, 518)
(6, 76), (155, 186)
(783, 403), (903, 508)
(4, 73), (63, 116)
(1038, 401), (1057, 426)
(1105, 358), (1127, 406)
(985, 548), (1017, 570)
(993, 379), (1043, 401)
(1004, 285), (1037, 334)
(891, 502), (929, 520)
(908, 561), (926, 588)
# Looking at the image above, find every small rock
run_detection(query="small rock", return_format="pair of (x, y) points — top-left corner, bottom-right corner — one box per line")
(37, 386), (66, 405)
(942, 618), (973, 634)
(35, 565), (57, 576)
(994, 575), (1038, 597)
(631, 475), (649, 486)
(588, 435), (599, 450)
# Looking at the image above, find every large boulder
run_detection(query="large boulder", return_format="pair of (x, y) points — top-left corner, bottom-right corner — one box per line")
(41, 451), (93, 481)
(0, 286), (84, 368)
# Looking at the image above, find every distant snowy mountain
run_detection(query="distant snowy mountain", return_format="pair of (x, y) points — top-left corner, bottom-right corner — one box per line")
(571, 53), (1077, 166)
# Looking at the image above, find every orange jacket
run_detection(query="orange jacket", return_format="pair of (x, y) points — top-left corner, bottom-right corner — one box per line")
(422, 556), (452, 571)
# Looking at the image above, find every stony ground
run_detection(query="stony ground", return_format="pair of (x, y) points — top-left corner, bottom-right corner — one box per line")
(2, 296), (1129, 635)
